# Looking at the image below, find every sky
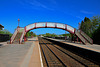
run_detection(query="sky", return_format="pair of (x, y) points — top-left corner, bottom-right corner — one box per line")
(0, 0), (100, 35)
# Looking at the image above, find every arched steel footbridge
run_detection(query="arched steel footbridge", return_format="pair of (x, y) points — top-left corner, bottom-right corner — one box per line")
(10, 22), (93, 45)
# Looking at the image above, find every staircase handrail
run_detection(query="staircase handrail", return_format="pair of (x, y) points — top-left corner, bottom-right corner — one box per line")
(10, 27), (18, 44)
(75, 30), (87, 44)
(80, 30), (93, 44)
(19, 30), (25, 44)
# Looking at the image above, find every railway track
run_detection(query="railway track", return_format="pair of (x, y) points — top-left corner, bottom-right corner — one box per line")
(39, 37), (66, 67)
(38, 37), (100, 67)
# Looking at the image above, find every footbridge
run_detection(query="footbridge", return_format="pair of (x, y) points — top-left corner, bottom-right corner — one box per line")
(10, 22), (93, 45)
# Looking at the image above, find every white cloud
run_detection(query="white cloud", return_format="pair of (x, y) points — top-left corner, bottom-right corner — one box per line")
(76, 16), (84, 20)
(80, 10), (94, 14)
(19, 0), (55, 10)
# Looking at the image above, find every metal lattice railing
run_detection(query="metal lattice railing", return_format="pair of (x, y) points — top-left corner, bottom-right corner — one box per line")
(10, 27), (18, 44)
(75, 30), (87, 44)
(80, 30), (93, 44)
(19, 30), (25, 44)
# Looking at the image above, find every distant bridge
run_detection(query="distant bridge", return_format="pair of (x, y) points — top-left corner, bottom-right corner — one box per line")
(10, 22), (93, 45)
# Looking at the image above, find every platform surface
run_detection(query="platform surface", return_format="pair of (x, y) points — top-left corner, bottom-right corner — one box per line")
(0, 37), (43, 67)
(45, 37), (100, 53)
(28, 37), (43, 67)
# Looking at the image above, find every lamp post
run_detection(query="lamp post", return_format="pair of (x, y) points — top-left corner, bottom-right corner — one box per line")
(18, 19), (20, 27)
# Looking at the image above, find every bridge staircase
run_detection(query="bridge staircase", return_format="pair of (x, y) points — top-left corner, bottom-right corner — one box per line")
(75, 30), (93, 45)
(12, 32), (22, 44)
(10, 27), (24, 44)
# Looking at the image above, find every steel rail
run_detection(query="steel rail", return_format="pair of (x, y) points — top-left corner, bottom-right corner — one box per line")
(40, 38), (66, 67)
(39, 38), (49, 67)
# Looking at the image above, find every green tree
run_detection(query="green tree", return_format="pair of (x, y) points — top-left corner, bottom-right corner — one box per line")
(32, 33), (36, 37)
(80, 16), (100, 37)
(91, 16), (100, 44)
(92, 26), (100, 44)
(80, 16), (100, 44)
(46, 33), (51, 37)
(80, 17), (92, 37)
(91, 16), (100, 32)
(0, 29), (12, 37)
(61, 33), (71, 37)
(26, 31), (36, 37)
(45, 33), (58, 37)
(51, 33), (58, 37)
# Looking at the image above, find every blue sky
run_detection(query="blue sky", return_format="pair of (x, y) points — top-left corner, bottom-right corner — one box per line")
(0, 0), (100, 35)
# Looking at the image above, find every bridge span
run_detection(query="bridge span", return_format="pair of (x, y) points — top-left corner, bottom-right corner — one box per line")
(10, 22), (93, 45)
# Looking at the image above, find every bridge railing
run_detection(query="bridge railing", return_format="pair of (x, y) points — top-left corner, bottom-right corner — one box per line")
(80, 30), (93, 44)
(10, 27), (18, 44)
(25, 22), (75, 34)
(75, 30), (87, 44)
(18, 27), (24, 33)
(19, 30), (25, 44)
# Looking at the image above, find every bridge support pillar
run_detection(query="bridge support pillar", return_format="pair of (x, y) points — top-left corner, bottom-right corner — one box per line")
(24, 36), (27, 41)
(80, 40), (81, 43)
(74, 34), (75, 43)
(77, 37), (78, 43)
(71, 34), (73, 42)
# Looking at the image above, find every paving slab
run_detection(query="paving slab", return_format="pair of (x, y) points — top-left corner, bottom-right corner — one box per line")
(0, 39), (34, 67)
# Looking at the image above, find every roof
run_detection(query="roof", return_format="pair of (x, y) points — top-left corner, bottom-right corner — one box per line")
(0, 24), (4, 28)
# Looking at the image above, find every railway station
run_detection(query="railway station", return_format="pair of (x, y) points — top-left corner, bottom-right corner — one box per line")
(0, 0), (100, 67)
(0, 22), (100, 67)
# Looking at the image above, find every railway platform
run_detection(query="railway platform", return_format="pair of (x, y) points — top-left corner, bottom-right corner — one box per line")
(0, 37), (43, 67)
(44, 37), (100, 53)
(0, 42), (8, 46)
